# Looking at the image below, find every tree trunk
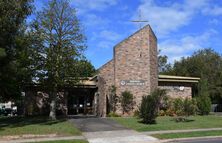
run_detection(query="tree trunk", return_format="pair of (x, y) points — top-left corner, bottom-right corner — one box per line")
(49, 90), (57, 120)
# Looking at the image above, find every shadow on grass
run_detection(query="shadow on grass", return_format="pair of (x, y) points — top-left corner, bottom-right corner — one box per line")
(0, 116), (67, 130)
(170, 117), (195, 123)
(138, 120), (157, 125)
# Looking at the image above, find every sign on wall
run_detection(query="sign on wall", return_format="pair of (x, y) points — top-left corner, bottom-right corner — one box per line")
(120, 80), (146, 86)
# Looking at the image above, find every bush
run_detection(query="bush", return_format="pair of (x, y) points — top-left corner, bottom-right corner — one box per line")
(108, 85), (118, 113)
(171, 97), (197, 122)
(139, 89), (166, 124)
(173, 98), (184, 116)
(196, 95), (211, 115)
(120, 91), (135, 114)
(107, 112), (120, 117)
(133, 110), (140, 117)
(183, 97), (197, 116)
(196, 78), (211, 115)
(158, 110), (166, 116)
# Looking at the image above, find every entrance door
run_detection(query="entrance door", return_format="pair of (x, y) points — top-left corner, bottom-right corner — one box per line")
(67, 91), (94, 115)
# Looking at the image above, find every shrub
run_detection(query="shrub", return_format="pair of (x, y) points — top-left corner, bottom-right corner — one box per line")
(120, 91), (135, 114)
(165, 108), (175, 116)
(173, 98), (184, 116)
(183, 97), (198, 116)
(172, 97), (197, 122)
(196, 95), (211, 115)
(196, 78), (211, 115)
(158, 110), (166, 116)
(107, 112), (120, 117)
(108, 85), (118, 113)
(139, 89), (166, 124)
(133, 110), (140, 117)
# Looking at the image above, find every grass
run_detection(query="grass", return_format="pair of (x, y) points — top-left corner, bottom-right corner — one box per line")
(0, 116), (81, 136)
(31, 140), (88, 143)
(111, 115), (222, 132)
(153, 130), (222, 139)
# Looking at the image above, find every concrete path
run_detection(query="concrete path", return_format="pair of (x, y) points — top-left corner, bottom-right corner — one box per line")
(84, 130), (159, 143)
(70, 117), (159, 143)
(144, 128), (222, 135)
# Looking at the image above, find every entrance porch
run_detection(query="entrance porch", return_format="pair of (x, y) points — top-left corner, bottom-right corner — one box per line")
(67, 87), (98, 116)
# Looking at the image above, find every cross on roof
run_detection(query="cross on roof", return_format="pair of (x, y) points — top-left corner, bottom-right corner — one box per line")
(131, 10), (148, 29)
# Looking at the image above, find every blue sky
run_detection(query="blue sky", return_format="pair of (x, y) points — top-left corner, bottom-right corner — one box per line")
(33, 0), (222, 69)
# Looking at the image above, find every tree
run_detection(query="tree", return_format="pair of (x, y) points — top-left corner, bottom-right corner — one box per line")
(158, 50), (171, 73)
(120, 91), (135, 114)
(32, 0), (86, 119)
(74, 60), (96, 77)
(166, 49), (222, 104)
(0, 0), (33, 101)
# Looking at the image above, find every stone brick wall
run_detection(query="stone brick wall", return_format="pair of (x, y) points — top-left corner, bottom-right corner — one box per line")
(149, 28), (158, 92)
(114, 25), (158, 114)
(98, 25), (158, 116)
(97, 60), (114, 117)
(158, 82), (193, 99)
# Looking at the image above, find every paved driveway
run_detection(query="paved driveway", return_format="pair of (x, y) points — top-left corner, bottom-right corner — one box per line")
(69, 117), (158, 143)
(69, 117), (128, 132)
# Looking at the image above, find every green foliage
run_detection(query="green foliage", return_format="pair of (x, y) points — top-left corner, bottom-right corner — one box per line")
(173, 98), (184, 116)
(74, 60), (96, 77)
(139, 89), (166, 124)
(165, 48), (222, 103)
(158, 50), (172, 73)
(108, 85), (118, 113)
(107, 112), (120, 117)
(133, 110), (140, 117)
(120, 91), (135, 114)
(161, 97), (197, 118)
(183, 98), (198, 116)
(158, 110), (166, 116)
(196, 79), (211, 115)
(31, 0), (87, 119)
(0, 0), (33, 101)
(173, 98), (197, 116)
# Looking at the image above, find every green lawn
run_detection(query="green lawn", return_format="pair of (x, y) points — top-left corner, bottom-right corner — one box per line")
(111, 115), (222, 132)
(0, 116), (81, 136)
(153, 130), (222, 139)
(31, 140), (88, 143)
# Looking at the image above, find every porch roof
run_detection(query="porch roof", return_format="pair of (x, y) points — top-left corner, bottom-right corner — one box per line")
(158, 75), (200, 83)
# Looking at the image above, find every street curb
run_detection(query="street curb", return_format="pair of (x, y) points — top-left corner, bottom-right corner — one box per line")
(160, 136), (222, 142)
(143, 128), (222, 135)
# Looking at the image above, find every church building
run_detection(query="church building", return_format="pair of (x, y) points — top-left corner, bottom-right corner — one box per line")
(24, 25), (200, 117)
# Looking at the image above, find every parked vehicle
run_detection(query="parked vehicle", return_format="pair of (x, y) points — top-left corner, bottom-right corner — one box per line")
(0, 106), (17, 116)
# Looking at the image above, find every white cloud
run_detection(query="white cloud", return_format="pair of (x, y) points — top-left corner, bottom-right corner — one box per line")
(100, 30), (121, 41)
(83, 14), (109, 28)
(96, 30), (122, 49)
(136, 0), (222, 63)
(136, 0), (219, 37)
(97, 41), (114, 49)
(159, 29), (217, 63)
